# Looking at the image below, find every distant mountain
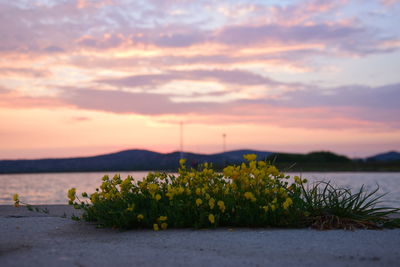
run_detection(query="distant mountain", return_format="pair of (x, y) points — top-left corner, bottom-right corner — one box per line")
(0, 149), (273, 174)
(267, 151), (351, 163)
(366, 151), (400, 162)
(1, 149), (399, 174)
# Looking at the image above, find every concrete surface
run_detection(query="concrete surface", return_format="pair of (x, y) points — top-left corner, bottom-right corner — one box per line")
(1, 205), (400, 267)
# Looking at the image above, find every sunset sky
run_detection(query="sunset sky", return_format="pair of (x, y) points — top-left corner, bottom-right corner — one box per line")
(1, 0), (400, 159)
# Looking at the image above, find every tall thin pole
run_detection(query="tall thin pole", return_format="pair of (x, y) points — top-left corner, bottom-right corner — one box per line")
(222, 133), (226, 153)
(180, 121), (183, 159)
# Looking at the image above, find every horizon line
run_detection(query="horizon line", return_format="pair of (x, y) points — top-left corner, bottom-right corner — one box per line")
(0, 147), (398, 161)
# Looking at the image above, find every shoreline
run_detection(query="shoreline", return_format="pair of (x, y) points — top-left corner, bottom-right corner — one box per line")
(1, 205), (400, 266)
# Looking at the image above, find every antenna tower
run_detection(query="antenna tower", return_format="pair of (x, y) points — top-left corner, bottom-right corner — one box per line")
(222, 133), (226, 153)
(180, 121), (183, 159)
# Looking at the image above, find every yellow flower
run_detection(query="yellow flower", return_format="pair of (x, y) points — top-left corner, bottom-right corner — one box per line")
(126, 203), (135, 211)
(209, 198), (215, 209)
(267, 166), (279, 176)
(177, 186), (185, 195)
(196, 198), (203, 206)
(223, 166), (234, 177)
(155, 194), (161, 201)
(208, 213), (215, 224)
(258, 161), (266, 167)
(294, 176), (301, 184)
(185, 188), (191, 195)
(147, 183), (159, 195)
(100, 181), (108, 191)
(159, 216), (168, 221)
(161, 223), (168, 230)
(112, 174), (121, 184)
(249, 161), (256, 170)
(244, 154), (257, 161)
(282, 198), (293, 210)
(137, 214), (144, 220)
(166, 192), (174, 200)
(90, 192), (99, 204)
(244, 192), (256, 202)
(271, 204), (276, 211)
(153, 224), (159, 231)
(217, 200), (225, 213)
(179, 158), (186, 167)
(67, 188), (76, 202)
(195, 188), (202, 195)
(120, 177), (132, 192)
(262, 205), (269, 212)
(13, 194), (19, 207)
(224, 187), (230, 195)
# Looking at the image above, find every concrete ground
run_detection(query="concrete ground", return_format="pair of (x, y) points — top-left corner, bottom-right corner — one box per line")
(1, 205), (399, 267)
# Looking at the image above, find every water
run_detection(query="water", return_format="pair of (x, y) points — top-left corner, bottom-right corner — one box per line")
(0, 171), (399, 207)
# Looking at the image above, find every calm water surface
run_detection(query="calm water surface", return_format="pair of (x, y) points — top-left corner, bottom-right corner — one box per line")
(1, 171), (399, 206)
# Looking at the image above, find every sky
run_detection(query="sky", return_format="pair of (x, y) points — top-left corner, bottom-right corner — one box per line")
(0, 0), (400, 159)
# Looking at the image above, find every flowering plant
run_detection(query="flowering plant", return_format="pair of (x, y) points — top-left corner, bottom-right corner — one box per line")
(66, 154), (399, 230)
(14, 154), (400, 230)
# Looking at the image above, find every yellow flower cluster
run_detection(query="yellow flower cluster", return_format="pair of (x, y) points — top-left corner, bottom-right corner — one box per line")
(208, 214), (215, 224)
(67, 188), (76, 203)
(68, 154), (304, 229)
(154, 216), (168, 231)
(244, 192), (256, 202)
(13, 194), (19, 207)
(217, 200), (225, 213)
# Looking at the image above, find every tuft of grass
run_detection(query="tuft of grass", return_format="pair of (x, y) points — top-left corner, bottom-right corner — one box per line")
(299, 181), (399, 230)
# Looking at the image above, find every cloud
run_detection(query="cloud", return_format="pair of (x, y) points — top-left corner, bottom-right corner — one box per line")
(0, 86), (10, 94)
(55, 81), (400, 130)
(0, 67), (51, 78)
(98, 69), (281, 89)
(44, 46), (65, 53)
(380, 0), (400, 6)
(70, 116), (91, 122)
(275, 83), (400, 110)
(0, 90), (64, 109)
(0, 0), (399, 132)
(61, 88), (219, 115)
(76, 34), (125, 49)
(1, 79), (399, 130)
(0, 1), (117, 54)
(216, 23), (361, 46)
(153, 32), (207, 47)
(0, 0), (397, 60)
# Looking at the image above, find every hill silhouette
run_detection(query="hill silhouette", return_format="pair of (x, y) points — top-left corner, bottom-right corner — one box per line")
(366, 151), (400, 162)
(0, 149), (272, 174)
(0, 149), (399, 174)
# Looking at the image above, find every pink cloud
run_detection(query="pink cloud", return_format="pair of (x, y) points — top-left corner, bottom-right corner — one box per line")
(380, 0), (400, 6)
(0, 67), (51, 78)
(0, 0), (396, 61)
(55, 81), (400, 130)
(97, 69), (280, 88)
(0, 90), (65, 109)
(70, 116), (91, 122)
(0, 0), (399, 134)
(1, 80), (399, 131)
